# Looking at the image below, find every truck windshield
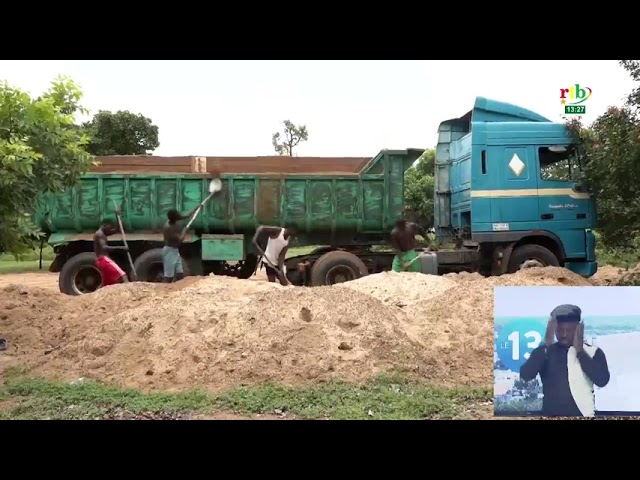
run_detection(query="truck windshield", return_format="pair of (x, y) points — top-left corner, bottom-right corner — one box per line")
(539, 145), (580, 182)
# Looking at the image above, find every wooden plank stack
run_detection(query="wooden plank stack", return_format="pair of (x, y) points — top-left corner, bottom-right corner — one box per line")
(89, 155), (371, 175)
(90, 156), (204, 174)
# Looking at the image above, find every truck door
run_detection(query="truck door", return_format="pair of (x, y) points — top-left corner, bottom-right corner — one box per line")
(536, 145), (590, 258)
(490, 146), (540, 231)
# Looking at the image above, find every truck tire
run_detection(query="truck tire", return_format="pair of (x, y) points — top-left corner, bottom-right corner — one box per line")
(309, 250), (369, 287)
(507, 244), (560, 273)
(134, 248), (190, 283)
(59, 252), (102, 296)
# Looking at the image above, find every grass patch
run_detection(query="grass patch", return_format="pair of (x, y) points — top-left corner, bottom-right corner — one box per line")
(0, 260), (52, 274)
(596, 247), (640, 269)
(0, 246), (55, 263)
(0, 372), (490, 420)
(215, 374), (490, 420)
(0, 246), (54, 274)
(286, 245), (317, 258)
(0, 375), (215, 420)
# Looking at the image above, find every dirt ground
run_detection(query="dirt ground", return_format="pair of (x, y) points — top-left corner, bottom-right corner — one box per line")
(0, 272), (59, 291)
(0, 264), (635, 421)
(0, 265), (612, 400)
(0, 269), (272, 292)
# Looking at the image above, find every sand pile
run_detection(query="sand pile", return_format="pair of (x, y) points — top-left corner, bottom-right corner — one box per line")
(0, 281), (202, 377)
(394, 267), (596, 386)
(0, 284), (67, 372)
(337, 271), (455, 305)
(18, 276), (427, 392)
(590, 265), (625, 286)
(590, 263), (640, 286)
(0, 265), (602, 392)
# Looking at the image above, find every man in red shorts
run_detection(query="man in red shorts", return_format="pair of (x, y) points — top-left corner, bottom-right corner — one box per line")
(93, 219), (130, 288)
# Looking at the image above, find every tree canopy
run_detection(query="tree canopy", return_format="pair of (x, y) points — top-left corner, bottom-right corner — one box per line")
(566, 60), (640, 249)
(83, 110), (160, 156)
(272, 120), (309, 156)
(0, 76), (93, 254)
(403, 148), (435, 227)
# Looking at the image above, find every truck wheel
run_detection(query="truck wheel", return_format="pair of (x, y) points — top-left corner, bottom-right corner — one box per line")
(134, 248), (190, 282)
(507, 244), (560, 273)
(309, 250), (369, 286)
(59, 252), (102, 296)
(236, 254), (259, 279)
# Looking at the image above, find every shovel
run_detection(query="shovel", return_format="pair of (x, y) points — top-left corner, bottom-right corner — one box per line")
(182, 178), (222, 236)
(113, 200), (138, 281)
(262, 256), (291, 286)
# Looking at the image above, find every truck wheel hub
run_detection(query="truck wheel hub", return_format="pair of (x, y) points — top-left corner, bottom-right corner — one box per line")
(325, 265), (356, 284)
(520, 259), (544, 269)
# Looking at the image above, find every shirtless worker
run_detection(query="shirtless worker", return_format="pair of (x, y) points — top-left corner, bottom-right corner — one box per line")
(94, 219), (130, 287)
(390, 218), (425, 272)
(252, 225), (297, 286)
(163, 207), (200, 283)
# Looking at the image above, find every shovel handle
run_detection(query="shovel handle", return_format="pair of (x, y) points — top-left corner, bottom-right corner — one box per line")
(113, 201), (138, 281)
(401, 252), (425, 271)
(263, 258), (290, 286)
(182, 191), (216, 236)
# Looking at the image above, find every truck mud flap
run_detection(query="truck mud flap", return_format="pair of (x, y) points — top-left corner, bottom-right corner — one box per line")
(49, 254), (66, 273)
(492, 243), (516, 275)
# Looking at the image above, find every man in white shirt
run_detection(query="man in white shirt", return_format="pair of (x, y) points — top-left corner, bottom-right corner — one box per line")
(252, 225), (297, 285)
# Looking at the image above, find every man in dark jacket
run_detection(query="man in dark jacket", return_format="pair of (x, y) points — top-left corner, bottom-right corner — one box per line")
(520, 304), (610, 417)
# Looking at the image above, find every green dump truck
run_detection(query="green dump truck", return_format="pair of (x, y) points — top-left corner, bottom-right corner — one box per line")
(37, 148), (423, 295)
(38, 96), (599, 296)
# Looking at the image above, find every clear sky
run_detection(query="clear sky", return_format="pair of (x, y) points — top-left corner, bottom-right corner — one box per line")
(494, 286), (640, 317)
(0, 60), (636, 157)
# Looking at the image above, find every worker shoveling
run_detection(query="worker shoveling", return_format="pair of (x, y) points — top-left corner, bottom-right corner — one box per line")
(252, 225), (297, 286)
(161, 177), (222, 284)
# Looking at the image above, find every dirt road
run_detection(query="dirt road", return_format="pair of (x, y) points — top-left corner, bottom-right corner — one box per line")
(0, 272), (59, 291)
(3, 263), (620, 295)
(0, 269), (271, 293)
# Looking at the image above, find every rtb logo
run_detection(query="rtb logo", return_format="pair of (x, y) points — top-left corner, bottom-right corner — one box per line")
(560, 84), (592, 115)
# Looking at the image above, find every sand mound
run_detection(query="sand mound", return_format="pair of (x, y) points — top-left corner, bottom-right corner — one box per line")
(24, 277), (426, 391)
(590, 263), (640, 286)
(0, 265), (600, 392)
(337, 271), (455, 305)
(397, 266), (597, 386)
(591, 265), (625, 286)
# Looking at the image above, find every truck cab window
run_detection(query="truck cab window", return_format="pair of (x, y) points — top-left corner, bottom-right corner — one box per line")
(538, 146), (578, 182)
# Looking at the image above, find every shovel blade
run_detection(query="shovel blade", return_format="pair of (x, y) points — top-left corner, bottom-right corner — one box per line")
(209, 178), (222, 194)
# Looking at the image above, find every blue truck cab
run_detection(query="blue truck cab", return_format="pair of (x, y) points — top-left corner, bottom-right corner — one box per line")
(432, 96), (597, 277)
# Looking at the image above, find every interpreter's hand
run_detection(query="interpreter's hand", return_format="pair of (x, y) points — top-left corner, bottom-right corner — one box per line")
(573, 322), (584, 353)
(544, 317), (557, 348)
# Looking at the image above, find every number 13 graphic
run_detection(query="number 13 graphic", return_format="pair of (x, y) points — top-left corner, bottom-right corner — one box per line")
(507, 330), (542, 360)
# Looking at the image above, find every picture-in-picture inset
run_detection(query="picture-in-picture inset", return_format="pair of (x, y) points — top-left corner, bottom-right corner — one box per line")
(493, 286), (640, 417)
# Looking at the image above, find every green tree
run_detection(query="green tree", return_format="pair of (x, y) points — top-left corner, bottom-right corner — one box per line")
(0, 76), (93, 254)
(566, 60), (640, 249)
(404, 148), (435, 227)
(620, 60), (640, 109)
(272, 120), (309, 156)
(83, 110), (160, 156)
